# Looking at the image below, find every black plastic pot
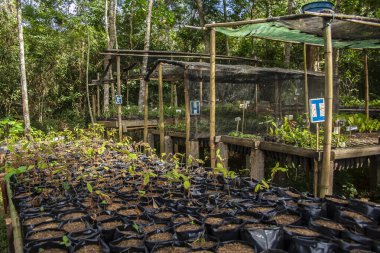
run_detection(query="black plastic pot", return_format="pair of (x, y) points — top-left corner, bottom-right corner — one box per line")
(144, 231), (176, 251)
(97, 217), (125, 243)
(24, 241), (70, 253)
(240, 222), (283, 252)
(109, 237), (147, 253)
(72, 238), (110, 253)
(210, 219), (243, 242)
(24, 228), (66, 244)
(325, 195), (349, 219)
(216, 240), (255, 253)
(365, 225), (380, 240)
(309, 217), (346, 238)
(349, 199), (380, 224)
(288, 236), (338, 253)
(174, 221), (205, 241)
(298, 200), (324, 223)
(335, 208), (376, 231)
(67, 228), (100, 244)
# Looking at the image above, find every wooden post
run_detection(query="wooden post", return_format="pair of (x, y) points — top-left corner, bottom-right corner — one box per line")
(313, 159), (319, 196)
(274, 75), (279, 117)
(170, 82), (174, 108)
(7, 181), (23, 253)
(255, 83), (259, 115)
(250, 149), (265, 180)
(97, 73), (100, 117)
(320, 18), (334, 197)
(210, 25), (217, 168)
(304, 43), (310, 128)
(158, 63), (165, 155)
(92, 94), (96, 122)
(184, 69), (191, 159)
(126, 75), (129, 106)
(116, 55), (122, 141)
(364, 53), (370, 120)
(143, 79), (149, 143)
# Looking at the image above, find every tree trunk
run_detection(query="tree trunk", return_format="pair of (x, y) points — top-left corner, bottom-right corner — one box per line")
(195, 0), (209, 53)
(86, 31), (94, 124)
(17, 0), (31, 134)
(138, 0), (154, 109)
(223, 0), (229, 55)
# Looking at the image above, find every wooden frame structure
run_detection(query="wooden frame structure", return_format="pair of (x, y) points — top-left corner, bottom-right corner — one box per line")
(205, 12), (380, 197)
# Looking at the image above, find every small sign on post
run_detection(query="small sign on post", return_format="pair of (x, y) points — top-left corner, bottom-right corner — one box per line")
(309, 98), (325, 123)
(115, 95), (122, 105)
(309, 98), (325, 152)
(190, 100), (200, 116)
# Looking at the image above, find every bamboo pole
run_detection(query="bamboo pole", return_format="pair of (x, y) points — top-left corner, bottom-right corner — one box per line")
(184, 69), (191, 159)
(170, 82), (174, 108)
(364, 53), (370, 120)
(117, 55), (122, 141)
(97, 73), (100, 117)
(158, 63), (165, 155)
(7, 181), (23, 253)
(320, 18), (334, 197)
(92, 94), (96, 122)
(210, 25), (216, 168)
(143, 79), (149, 143)
(304, 43), (310, 128)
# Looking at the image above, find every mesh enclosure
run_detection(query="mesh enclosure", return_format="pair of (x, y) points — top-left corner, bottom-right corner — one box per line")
(146, 60), (327, 136)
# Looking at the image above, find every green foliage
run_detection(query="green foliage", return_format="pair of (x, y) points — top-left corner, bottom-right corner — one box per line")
(60, 236), (71, 247)
(228, 131), (260, 139)
(0, 118), (24, 140)
(337, 113), (380, 133)
(254, 162), (288, 193)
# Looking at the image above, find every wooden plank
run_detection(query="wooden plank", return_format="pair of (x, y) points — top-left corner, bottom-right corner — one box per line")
(220, 135), (257, 148)
(259, 141), (319, 159)
(333, 146), (380, 159)
(6, 181), (23, 253)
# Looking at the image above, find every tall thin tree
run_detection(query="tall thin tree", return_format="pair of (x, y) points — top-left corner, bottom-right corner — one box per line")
(16, 0), (31, 134)
(138, 0), (154, 109)
(195, 0), (209, 53)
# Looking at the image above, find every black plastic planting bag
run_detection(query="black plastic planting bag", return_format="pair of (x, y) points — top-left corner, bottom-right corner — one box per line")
(288, 236), (338, 253)
(325, 195), (349, 219)
(24, 241), (70, 253)
(349, 199), (380, 224)
(174, 221), (205, 241)
(24, 228), (66, 244)
(67, 229), (100, 244)
(338, 239), (373, 253)
(309, 217), (345, 238)
(109, 237), (147, 253)
(335, 208), (376, 231)
(240, 225), (283, 252)
(298, 200), (324, 223)
(72, 238), (110, 253)
(210, 220), (243, 242)
(261, 250), (287, 253)
(366, 226), (380, 240)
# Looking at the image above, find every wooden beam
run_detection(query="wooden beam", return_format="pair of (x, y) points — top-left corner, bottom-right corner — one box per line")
(144, 80), (149, 143)
(96, 74), (100, 118)
(332, 145), (380, 159)
(7, 181), (23, 253)
(364, 53), (370, 120)
(320, 18), (334, 198)
(117, 55), (122, 141)
(260, 141), (319, 159)
(158, 63), (165, 155)
(220, 135), (258, 148)
(210, 25), (216, 168)
(184, 69), (191, 159)
(304, 43), (310, 128)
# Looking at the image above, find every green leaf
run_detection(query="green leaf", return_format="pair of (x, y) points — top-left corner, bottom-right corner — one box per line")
(86, 182), (93, 193)
(143, 173), (150, 186)
(183, 180), (191, 190)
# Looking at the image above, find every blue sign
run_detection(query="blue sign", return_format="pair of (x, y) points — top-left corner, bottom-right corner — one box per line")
(115, 95), (122, 105)
(190, 100), (200, 116)
(309, 98), (325, 123)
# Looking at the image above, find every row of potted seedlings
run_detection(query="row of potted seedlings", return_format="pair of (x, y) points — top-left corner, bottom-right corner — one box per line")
(6, 140), (380, 253)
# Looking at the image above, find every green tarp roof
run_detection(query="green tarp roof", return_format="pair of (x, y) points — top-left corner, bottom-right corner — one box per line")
(216, 15), (380, 49)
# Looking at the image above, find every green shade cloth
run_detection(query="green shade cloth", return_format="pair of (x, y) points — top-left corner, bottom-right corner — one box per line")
(216, 21), (380, 49)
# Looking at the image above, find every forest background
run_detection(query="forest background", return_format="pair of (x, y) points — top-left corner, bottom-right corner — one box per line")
(1, 0), (380, 131)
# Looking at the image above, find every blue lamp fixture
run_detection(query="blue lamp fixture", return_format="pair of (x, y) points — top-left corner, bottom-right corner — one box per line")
(302, 1), (334, 13)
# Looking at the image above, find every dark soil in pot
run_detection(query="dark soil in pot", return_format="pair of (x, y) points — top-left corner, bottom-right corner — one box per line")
(31, 221), (60, 231)
(74, 244), (103, 253)
(61, 220), (88, 233)
(142, 223), (167, 233)
(153, 245), (190, 253)
(271, 213), (301, 226)
(204, 217), (223, 226)
(217, 241), (255, 253)
(59, 211), (87, 221)
(117, 207), (142, 217)
(153, 211), (175, 221)
(99, 219), (123, 230)
(284, 226), (321, 237)
(90, 213), (113, 222)
(172, 216), (193, 224)
(113, 238), (144, 248)
(24, 216), (54, 226)
(146, 231), (173, 242)
(26, 229), (65, 241)
(190, 240), (217, 250)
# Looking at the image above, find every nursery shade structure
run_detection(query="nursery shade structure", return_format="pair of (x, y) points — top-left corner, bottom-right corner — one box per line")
(144, 60), (325, 161)
(206, 12), (380, 197)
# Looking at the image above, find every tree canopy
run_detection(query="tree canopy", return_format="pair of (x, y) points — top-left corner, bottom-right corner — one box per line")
(1, 0), (380, 130)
